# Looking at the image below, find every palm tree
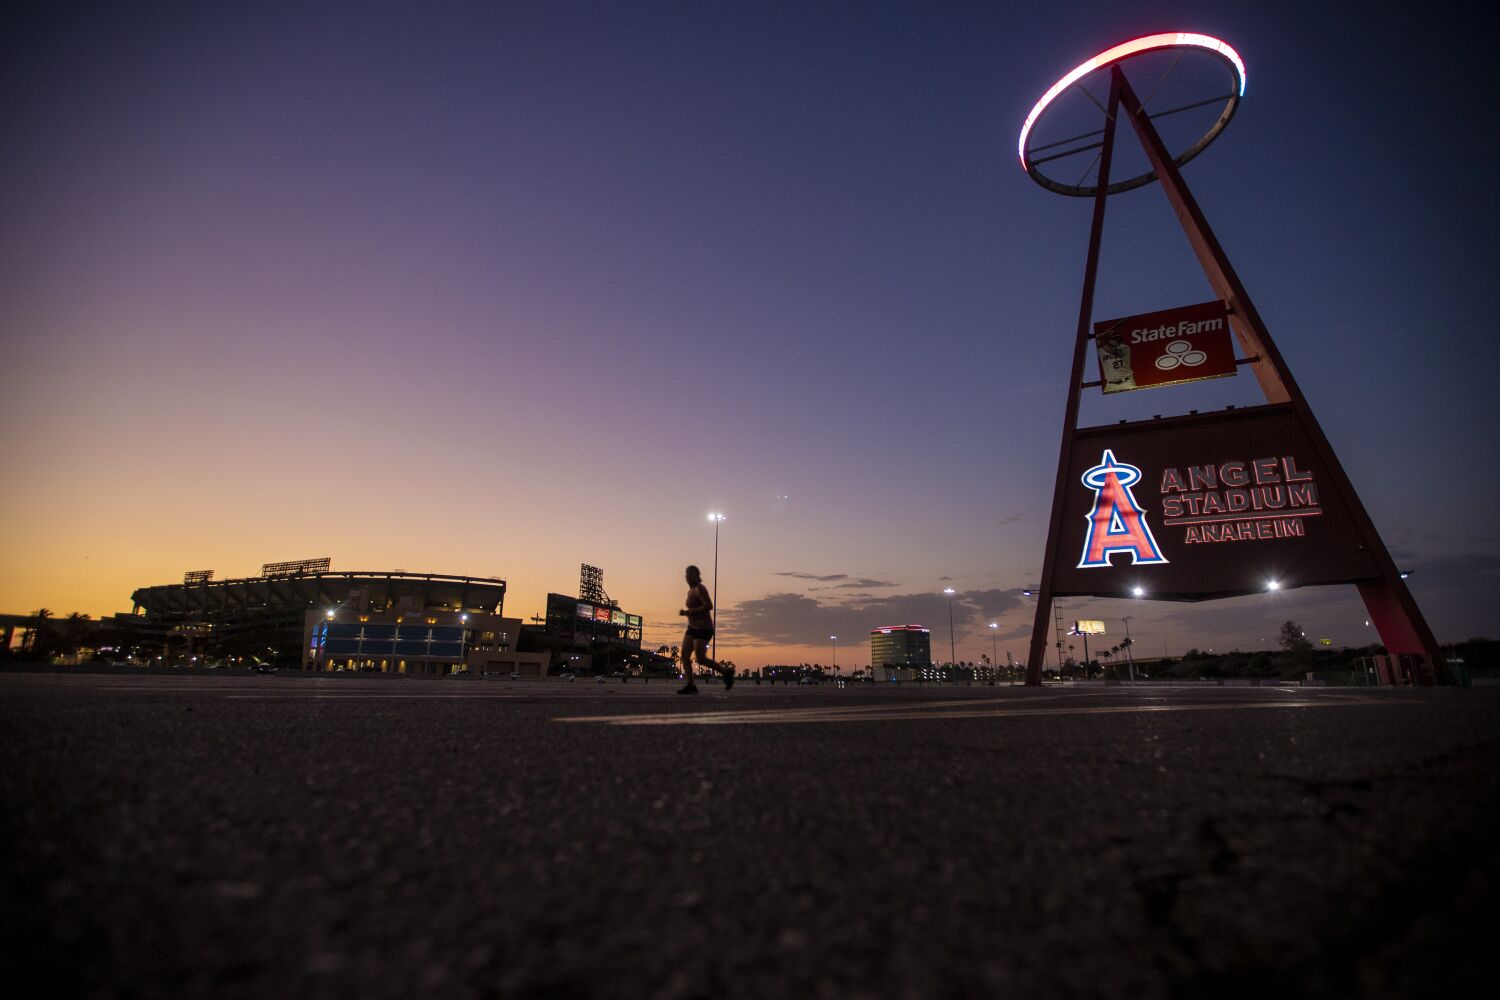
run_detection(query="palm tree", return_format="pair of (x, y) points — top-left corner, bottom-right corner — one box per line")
(63, 612), (93, 657)
(25, 608), (52, 654)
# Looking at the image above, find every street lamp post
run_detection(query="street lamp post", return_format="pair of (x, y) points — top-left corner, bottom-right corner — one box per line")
(988, 622), (998, 682)
(707, 513), (726, 662)
(943, 587), (957, 684)
(830, 634), (837, 674)
(460, 612), (469, 676)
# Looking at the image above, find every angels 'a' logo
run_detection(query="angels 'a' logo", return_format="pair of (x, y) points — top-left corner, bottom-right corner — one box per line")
(1077, 449), (1168, 569)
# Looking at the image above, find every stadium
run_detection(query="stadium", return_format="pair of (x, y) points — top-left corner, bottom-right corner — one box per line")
(124, 559), (517, 671)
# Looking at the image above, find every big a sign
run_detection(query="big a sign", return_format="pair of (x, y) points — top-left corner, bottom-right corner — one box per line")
(1052, 404), (1382, 600)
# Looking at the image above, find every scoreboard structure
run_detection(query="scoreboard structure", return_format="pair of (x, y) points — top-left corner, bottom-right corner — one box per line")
(544, 593), (643, 648)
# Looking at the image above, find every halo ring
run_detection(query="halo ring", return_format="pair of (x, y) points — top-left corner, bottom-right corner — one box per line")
(1019, 33), (1245, 197)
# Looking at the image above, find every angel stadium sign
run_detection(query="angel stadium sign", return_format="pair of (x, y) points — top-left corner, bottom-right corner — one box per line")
(1051, 405), (1380, 601)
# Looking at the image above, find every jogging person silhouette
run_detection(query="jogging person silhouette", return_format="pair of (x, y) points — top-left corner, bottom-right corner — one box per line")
(678, 564), (733, 694)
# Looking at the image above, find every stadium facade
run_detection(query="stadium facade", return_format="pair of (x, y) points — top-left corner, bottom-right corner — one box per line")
(125, 565), (521, 671)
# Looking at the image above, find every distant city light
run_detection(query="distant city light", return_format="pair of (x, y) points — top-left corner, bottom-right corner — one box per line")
(1266, 580), (1280, 591)
(707, 512), (726, 523)
(1132, 586), (1144, 597)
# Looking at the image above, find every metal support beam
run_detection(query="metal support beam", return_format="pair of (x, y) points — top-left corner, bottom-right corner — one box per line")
(1026, 70), (1122, 686)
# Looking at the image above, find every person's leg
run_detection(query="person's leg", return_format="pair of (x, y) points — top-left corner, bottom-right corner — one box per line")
(695, 636), (733, 688)
(679, 634), (698, 691)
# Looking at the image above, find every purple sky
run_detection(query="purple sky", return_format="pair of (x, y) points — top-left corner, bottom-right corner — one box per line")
(3, 1), (1496, 666)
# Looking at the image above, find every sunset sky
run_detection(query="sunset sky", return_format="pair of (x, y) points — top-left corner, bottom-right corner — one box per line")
(3, 1), (1495, 668)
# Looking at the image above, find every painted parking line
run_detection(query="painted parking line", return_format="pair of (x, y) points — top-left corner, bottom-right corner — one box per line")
(556, 695), (1388, 727)
(222, 693), (528, 700)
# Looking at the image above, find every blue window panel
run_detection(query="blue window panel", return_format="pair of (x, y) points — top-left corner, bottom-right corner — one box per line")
(326, 624), (362, 639)
(429, 627), (462, 642)
(362, 624), (396, 639)
(324, 639), (361, 655)
(428, 642), (463, 658)
(361, 640), (395, 654)
(396, 626), (431, 640)
(393, 641), (429, 655)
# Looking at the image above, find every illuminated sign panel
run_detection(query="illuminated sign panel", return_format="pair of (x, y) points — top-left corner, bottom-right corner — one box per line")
(1095, 300), (1236, 393)
(261, 557), (331, 577)
(1052, 405), (1382, 600)
(611, 609), (627, 625)
(1073, 620), (1107, 635)
(593, 606), (612, 622)
(1019, 33), (1246, 168)
(576, 603), (594, 621)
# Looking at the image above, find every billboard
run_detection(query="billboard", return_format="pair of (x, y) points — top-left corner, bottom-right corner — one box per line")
(261, 557), (331, 577)
(576, 602), (594, 621)
(1073, 620), (1107, 635)
(1095, 300), (1236, 393)
(1052, 404), (1382, 600)
(611, 609), (627, 625)
(593, 606), (612, 622)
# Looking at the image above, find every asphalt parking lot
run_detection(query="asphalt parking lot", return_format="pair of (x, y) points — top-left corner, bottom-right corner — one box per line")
(2, 671), (1496, 999)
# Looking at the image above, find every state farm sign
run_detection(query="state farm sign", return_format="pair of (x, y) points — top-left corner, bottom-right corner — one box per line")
(1094, 300), (1236, 394)
(1053, 405), (1382, 600)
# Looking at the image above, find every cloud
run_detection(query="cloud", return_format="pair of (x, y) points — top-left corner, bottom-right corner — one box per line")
(1145, 551), (1500, 648)
(719, 587), (1028, 651)
(1406, 552), (1500, 579)
(784, 573), (899, 592)
(996, 514), (1024, 526)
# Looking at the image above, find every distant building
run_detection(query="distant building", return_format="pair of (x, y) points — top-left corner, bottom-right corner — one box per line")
(870, 625), (931, 672)
(126, 567), (509, 667)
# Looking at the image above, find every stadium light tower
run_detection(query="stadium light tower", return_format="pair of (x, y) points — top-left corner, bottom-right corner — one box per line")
(943, 587), (957, 682)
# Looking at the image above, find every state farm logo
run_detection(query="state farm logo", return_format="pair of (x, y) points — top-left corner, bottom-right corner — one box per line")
(1159, 456), (1322, 543)
(1126, 313), (1225, 344)
(1093, 300), (1236, 395)
(1155, 340), (1207, 371)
